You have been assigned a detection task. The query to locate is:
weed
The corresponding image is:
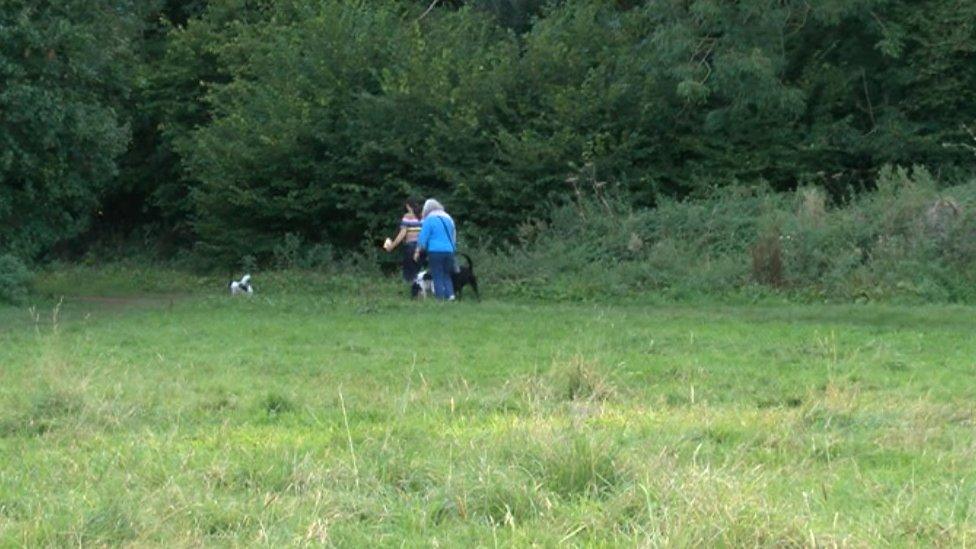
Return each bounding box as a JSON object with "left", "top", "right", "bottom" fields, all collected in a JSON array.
[
  {"left": 751, "top": 228, "right": 785, "bottom": 287},
  {"left": 535, "top": 434, "right": 625, "bottom": 499},
  {"left": 260, "top": 392, "right": 296, "bottom": 417},
  {"left": 1, "top": 389, "right": 85, "bottom": 437},
  {"left": 548, "top": 354, "right": 616, "bottom": 402},
  {"left": 79, "top": 503, "right": 136, "bottom": 545}
]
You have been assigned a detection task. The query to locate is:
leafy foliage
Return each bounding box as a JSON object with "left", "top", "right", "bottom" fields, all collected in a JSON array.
[
  {"left": 0, "top": 0, "right": 143, "bottom": 259},
  {"left": 2, "top": 0, "right": 975, "bottom": 266},
  {"left": 169, "top": 0, "right": 976, "bottom": 264}
]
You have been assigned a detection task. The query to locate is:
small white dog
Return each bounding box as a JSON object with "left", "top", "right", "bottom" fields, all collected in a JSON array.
[{"left": 229, "top": 274, "right": 254, "bottom": 296}]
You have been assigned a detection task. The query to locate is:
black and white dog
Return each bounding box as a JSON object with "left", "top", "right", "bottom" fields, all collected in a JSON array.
[
  {"left": 229, "top": 274, "right": 254, "bottom": 296},
  {"left": 412, "top": 253, "right": 479, "bottom": 300},
  {"left": 412, "top": 270, "right": 435, "bottom": 299}
]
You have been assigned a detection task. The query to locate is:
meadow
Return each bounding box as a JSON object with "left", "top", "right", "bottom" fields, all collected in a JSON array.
[{"left": 1, "top": 280, "right": 975, "bottom": 546}]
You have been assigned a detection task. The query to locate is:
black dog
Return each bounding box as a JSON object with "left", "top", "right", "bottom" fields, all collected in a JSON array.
[
  {"left": 412, "top": 253, "right": 480, "bottom": 300},
  {"left": 452, "top": 253, "right": 480, "bottom": 300}
]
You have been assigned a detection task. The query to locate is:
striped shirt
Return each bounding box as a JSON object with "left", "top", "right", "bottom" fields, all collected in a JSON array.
[{"left": 401, "top": 214, "right": 422, "bottom": 243}]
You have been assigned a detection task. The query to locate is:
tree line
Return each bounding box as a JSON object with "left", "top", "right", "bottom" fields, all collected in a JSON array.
[{"left": 2, "top": 0, "right": 974, "bottom": 267}]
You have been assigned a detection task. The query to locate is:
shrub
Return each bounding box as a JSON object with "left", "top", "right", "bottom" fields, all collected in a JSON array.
[{"left": 0, "top": 254, "right": 33, "bottom": 305}]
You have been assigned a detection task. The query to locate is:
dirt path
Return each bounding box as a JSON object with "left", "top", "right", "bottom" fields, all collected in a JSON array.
[
  {"left": 0, "top": 294, "right": 192, "bottom": 333},
  {"left": 70, "top": 294, "right": 187, "bottom": 309}
]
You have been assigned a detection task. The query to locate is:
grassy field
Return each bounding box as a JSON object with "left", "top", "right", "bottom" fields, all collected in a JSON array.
[{"left": 1, "top": 284, "right": 975, "bottom": 546}]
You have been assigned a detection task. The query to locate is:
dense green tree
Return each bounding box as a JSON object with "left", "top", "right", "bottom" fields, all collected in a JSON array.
[
  {"left": 167, "top": 0, "right": 976, "bottom": 265},
  {"left": 89, "top": 0, "right": 255, "bottom": 255},
  {"left": 2, "top": 0, "right": 974, "bottom": 263},
  {"left": 181, "top": 1, "right": 420, "bottom": 264},
  {"left": 0, "top": 0, "right": 143, "bottom": 259},
  {"left": 893, "top": 0, "right": 976, "bottom": 166}
]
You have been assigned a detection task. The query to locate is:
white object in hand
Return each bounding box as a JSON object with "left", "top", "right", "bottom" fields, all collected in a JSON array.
[{"left": 383, "top": 238, "right": 393, "bottom": 251}]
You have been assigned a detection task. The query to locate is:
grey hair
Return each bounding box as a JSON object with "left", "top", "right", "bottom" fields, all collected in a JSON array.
[{"left": 422, "top": 198, "right": 445, "bottom": 218}]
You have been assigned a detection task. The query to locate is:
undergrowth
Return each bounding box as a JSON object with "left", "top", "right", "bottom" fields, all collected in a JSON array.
[
  {"left": 23, "top": 166, "right": 976, "bottom": 305},
  {"left": 476, "top": 166, "right": 976, "bottom": 303}
]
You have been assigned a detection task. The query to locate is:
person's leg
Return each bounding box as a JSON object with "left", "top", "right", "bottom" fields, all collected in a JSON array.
[
  {"left": 429, "top": 253, "right": 446, "bottom": 300},
  {"left": 402, "top": 243, "right": 419, "bottom": 283},
  {"left": 444, "top": 253, "right": 456, "bottom": 299},
  {"left": 402, "top": 243, "right": 421, "bottom": 297},
  {"left": 428, "top": 253, "right": 453, "bottom": 300}
]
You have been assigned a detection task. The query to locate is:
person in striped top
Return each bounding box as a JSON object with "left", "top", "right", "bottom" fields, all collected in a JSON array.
[{"left": 383, "top": 197, "right": 424, "bottom": 292}]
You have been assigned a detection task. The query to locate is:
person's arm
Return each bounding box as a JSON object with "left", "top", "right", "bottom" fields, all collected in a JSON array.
[
  {"left": 414, "top": 219, "right": 430, "bottom": 261},
  {"left": 386, "top": 227, "right": 408, "bottom": 251}
]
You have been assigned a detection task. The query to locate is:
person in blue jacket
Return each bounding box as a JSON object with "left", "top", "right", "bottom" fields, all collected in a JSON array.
[{"left": 414, "top": 198, "right": 457, "bottom": 300}]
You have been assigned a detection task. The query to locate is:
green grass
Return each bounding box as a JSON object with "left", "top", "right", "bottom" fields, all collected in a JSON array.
[{"left": 1, "top": 285, "right": 975, "bottom": 546}]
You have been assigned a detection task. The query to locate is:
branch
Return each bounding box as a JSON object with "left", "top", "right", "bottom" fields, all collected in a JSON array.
[
  {"left": 417, "top": 0, "right": 440, "bottom": 22},
  {"left": 861, "top": 69, "right": 876, "bottom": 128},
  {"left": 943, "top": 124, "right": 976, "bottom": 157}
]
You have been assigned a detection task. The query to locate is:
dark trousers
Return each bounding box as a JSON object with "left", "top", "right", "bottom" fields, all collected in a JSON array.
[
  {"left": 426, "top": 252, "right": 455, "bottom": 300},
  {"left": 402, "top": 243, "right": 421, "bottom": 283}
]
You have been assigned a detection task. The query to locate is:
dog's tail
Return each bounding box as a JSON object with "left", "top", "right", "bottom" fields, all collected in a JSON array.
[{"left": 458, "top": 253, "right": 474, "bottom": 270}]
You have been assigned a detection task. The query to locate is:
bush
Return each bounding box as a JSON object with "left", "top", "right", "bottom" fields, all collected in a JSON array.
[{"left": 0, "top": 255, "right": 33, "bottom": 305}]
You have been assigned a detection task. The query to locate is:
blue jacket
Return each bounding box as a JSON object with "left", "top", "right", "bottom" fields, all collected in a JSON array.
[{"left": 417, "top": 212, "right": 456, "bottom": 253}]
